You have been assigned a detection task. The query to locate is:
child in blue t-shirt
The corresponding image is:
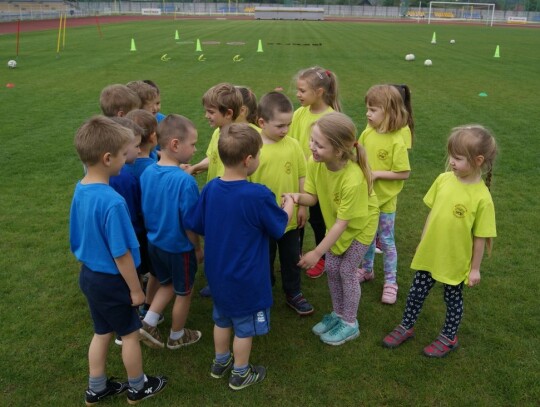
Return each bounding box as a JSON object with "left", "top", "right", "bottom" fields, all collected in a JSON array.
[
  {"left": 139, "top": 114, "right": 203, "bottom": 350},
  {"left": 187, "top": 123, "right": 294, "bottom": 391},
  {"left": 70, "top": 116, "right": 167, "bottom": 405}
]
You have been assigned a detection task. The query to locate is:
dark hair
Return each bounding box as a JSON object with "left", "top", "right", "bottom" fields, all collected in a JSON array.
[
  {"left": 236, "top": 86, "right": 258, "bottom": 125},
  {"left": 218, "top": 123, "right": 262, "bottom": 167},
  {"left": 110, "top": 116, "right": 144, "bottom": 140},
  {"left": 392, "top": 84, "right": 415, "bottom": 142},
  {"left": 126, "top": 109, "right": 158, "bottom": 144},
  {"left": 257, "top": 91, "right": 293, "bottom": 122}
]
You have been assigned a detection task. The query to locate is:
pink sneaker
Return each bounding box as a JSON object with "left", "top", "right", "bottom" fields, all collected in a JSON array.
[
  {"left": 382, "top": 325, "right": 415, "bottom": 348},
  {"left": 306, "top": 258, "right": 325, "bottom": 279},
  {"left": 356, "top": 268, "right": 374, "bottom": 284},
  {"left": 423, "top": 334, "right": 459, "bottom": 358},
  {"left": 381, "top": 283, "right": 398, "bottom": 304}
]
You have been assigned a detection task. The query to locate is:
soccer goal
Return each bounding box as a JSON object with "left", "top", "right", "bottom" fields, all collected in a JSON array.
[{"left": 427, "top": 2, "right": 496, "bottom": 26}]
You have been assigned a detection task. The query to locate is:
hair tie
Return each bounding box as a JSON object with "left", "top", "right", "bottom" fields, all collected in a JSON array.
[
  {"left": 325, "top": 70, "right": 331, "bottom": 77},
  {"left": 353, "top": 141, "right": 358, "bottom": 147}
]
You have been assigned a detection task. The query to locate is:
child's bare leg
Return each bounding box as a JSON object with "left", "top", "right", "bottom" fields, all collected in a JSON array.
[
  {"left": 232, "top": 336, "right": 253, "bottom": 367},
  {"left": 88, "top": 332, "right": 112, "bottom": 377},
  {"left": 171, "top": 292, "right": 193, "bottom": 332},
  {"left": 145, "top": 275, "right": 159, "bottom": 305},
  {"left": 214, "top": 325, "right": 232, "bottom": 354},
  {"left": 148, "top": 283, "right": 174, "bottom": 315},
  {"left": 121, "top": 330, "right": 143, "bottom": 378}
]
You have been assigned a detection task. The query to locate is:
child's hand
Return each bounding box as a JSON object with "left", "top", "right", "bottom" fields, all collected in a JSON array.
[
  {"left": 181, "top": 164, "right": 194, "bottom": 174},
  {"left": 130, "top": 289, "right": 145, "bottom": 307},
  {"left": 195, "top": 247, "right": 204, "bottom": 264},
  {"left": 298, "top": 250, "right": 321, "bottom": 270},
  {"left": 297, "top": 205, "right": 307, "bottom": 228},
  {"left": 468, "top": 269, "right": 481, "bottom": 287}
]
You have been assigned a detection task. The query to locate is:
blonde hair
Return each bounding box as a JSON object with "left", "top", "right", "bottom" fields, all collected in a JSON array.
[
  {"left": 156, "top": 114, "right": 195, "bottom": 149},
  {"left": 99, "top": 84, "right": 140, "bottom": 117},
  {"left": 314, "top": 112, "right": 373, "bottom": 193},
  {"left": 202, "top": 83, "right": 243, "bottom": 121},
  {"left": 447, "top": 124, "right": 498, "bottom": 254},
  {"left": 218, "top": 123, "right": 262, "bottom": 167},
  {"left": 126, "top": 80, "right": 159, "bottom": 106},
  {"left": 74, "top": 116, "right": 133, "bottom": 165},
  {"left": 110, "top": 116, "right": 144, "bottom": 140},
  {"left": 296, "top": 66, "right": 342, "bottom": 112},
  {"left": 236, "top": 86, "right": 258, "bottom": 125},
  {"left": 365, "top": 85, "right": 409, "bottom": 135},
  {"left": 126, "top": 109, "right": 158, "bottom": 145}
]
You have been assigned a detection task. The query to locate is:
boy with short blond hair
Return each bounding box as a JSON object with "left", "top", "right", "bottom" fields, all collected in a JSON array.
[
  {"left": 99, "top": 84, "right": 140, "bottom": 117},
  {"left": 139, "top": 114, "right": 203, "bottom": 350},
  {"left": 250, "top": 92, "right": 314, "bottom": 315},
  {"left": 70, "top": 116, "right": 167, "bottom": 405},
  {"left": 186, "top": 83, "right": 243, "bottom": 181},
  {"left": 126, "top": 80, "right": 160, "bottom": 115},
  {"left": 187, "top": 123, "right": 294, "bottom": 390}
]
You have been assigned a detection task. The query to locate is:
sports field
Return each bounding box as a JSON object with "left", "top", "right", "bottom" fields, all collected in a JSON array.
[{"left": 1, "top": 17, "right": 539, "bottom": 406}]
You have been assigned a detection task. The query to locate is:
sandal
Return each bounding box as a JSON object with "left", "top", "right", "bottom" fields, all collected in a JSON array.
[
  {"left": 357, "top": 268, "right": 375, "bottom": 284},
  {"left": 423, "top": 335, "right": 459, "bottom": 358},
  {"left": 382, "top": 325, "right": 415, "bottom": 348},
  {"left": 381, "top": 283, "right": 398, "bottom": 304}
]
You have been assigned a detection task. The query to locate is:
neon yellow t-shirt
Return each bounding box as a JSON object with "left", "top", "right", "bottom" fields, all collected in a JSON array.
[
  {"left": 206, "top": 124, "right": 262, "bottom": 182},
  {"left": 289, "top": 106, "right": 334, "bottom": 158},
  {"left": 304, "top": 158, "right": 375, "bottom": 255},
  {"left": 360, "top": 124, "right": 412, "bottom": 149},
  {"left": 249, "top": 136, "right": 306, "bottom": 232},
  {"left": 358, "top": 125, "right": 410, "bottom": 213},
  {"left": 411, "top": 172, "right": 496, "bottom": 285}
]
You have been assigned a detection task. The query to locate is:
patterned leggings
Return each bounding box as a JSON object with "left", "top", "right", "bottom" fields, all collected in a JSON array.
[
  {"left": 401, "top": 271, "right": 464, "bottom": 340},
  {"left": 362, "top": 212, "right": 398, "bottom": 284},
  {"left": 326, "top": 240, "right": 370, "bottom": 324}
]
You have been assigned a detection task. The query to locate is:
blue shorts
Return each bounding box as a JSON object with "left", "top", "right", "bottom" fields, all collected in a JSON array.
[
  {"left": 79, "top": 265, "right": 142, "bottom": 337},
  {"left": 213, "top": 306, "right": 271, "bottom": 339},
  {"left": 147, "top": 243, "right": 197, "bottom": 296}
]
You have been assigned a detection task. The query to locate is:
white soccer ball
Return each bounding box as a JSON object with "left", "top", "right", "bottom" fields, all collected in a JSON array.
[
  {"left": 424, "top": 59, "right": 433, "bottom": 66},
  {"left": 450, "top": 39, "right": 456, "bottom": 44},
  {"left": 405, "top": 54, "right": 415, "bottom": 61},
  {"left": 7, "top": 60, "right": 17, "bottom": 69}
]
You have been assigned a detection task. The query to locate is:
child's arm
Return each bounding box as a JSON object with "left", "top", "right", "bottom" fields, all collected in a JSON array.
[
  {"left": 297, "top": 177, "right": 307, "bottom": 228},
  {"left": 372, "top": 170, "right": 410, "bottom": 181},
  {"left": 288, "top": 192, "right": 318, "bottom": 207},
  {"left": 298, "top": 219, "right": 348, "bottom": 269},
  {"left": 281, "top": 194, "right": 295, "bottom": 224},
  {"left": 185, "top": 157, "right": 209, "bottom": 175},
  {"left": 114, "top": 251, "right": 145, "bottom": 306},
  {"left": 468, "top": 237, "right": 486, "bottom": 287},
  {"left": 187, "top": 230, "right": 204, "bottom": 264}
]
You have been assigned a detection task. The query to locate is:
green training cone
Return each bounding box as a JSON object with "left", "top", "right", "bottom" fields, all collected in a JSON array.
[
  {"left": 130, "top": 38, "right": 137, "bottom": 52},
  {"left": 431, "top": 32, "right": 437, "bottom": 44},
  {"left": 196, "top": 39, "right": 202, "bottom": 52},
  {"left": 494, "top": 45, "right": 500, "bottom": 58},
  {"left": 257, "top": 39, "right": 264, "bottom": 53},
  {"left": 175, "top": 30, "right": 179, "bottom": 40}
]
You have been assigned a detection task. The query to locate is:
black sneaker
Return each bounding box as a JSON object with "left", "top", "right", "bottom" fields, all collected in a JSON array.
[
  {"left": 286, "top": 293, "right": 315, "bottom": 316},
  {"left": 210, "top": 354, "right": 233, "bottom": 379},
  {"left": 127, "top": 375, "right": 168, "bottom": 405},
  {"left": 85, "top": 378, "right": 128, "bottom": 406},
  {"left": 228, "top": 365, "right": 266, "bottom": 391}
]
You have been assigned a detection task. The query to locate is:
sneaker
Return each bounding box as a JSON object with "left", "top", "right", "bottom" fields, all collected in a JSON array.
[
  {"left": 423, "top": 334, "right": 459, "bottom": 358},
  {"left": 381, "top": 283, "right": 398, "bottom": 304},
  {"left": 286, "top": 293, "right": 314, "bottom": 316},
  {"left": 312, "top": 312, "right": 340, "bottom": 336},
  {"left": 114, "top": 335, "right": 123, "bottom": 346},
  {"left": 306, "top": 258, "right": 325, "bottom": 279},
  {"left": 199, "top": 285, "right": 212, "bottom": 297},
  {"left": 210, "top": 354, "right": 234, "bottom": 379},
  {"left": 320, "top": 319, "right": 360, "bottom": 346},
  {"left": 166, "top": 328, "right": 202, "bottom": 350},
  {"left": 228, "top": 365, "right": 266, "bottom": 391},
  {"left": 85, "top": 378, "right": 128, "bottom": 406},
  {"left": 357, "top": 268, "right": 375, "bottom": 284},
  {"left": 382, "top": 325, "right": 415, "bottom": 348},
  {"left": 139, "top": 321, "right": 164, "bottom": 349},
  {"left": 127, "top": 375, "right": 168, "bottom": 405}
]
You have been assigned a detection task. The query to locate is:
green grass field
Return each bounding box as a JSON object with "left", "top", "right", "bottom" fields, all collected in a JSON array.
[{"left": 1, "top": 18, "right": 539, "bottom": 406}]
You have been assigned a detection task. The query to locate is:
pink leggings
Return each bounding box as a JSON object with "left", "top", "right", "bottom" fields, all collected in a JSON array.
[{"left": 325, "top": 240, "right": 370, "bottom": 324}]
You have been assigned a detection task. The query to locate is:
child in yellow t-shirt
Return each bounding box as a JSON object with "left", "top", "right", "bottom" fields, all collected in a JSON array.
[
  {"left": 249, "top": 92, "right": 313, "bottom": 315},
  {"left": 382, "top": 125, "right": 497, "bottom": 358}
]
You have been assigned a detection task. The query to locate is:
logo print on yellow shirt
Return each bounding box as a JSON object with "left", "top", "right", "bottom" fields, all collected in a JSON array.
[
  {"left": 453, "top": 204, "right": 467, "bottom": 218},
  {"left": 377, "top": 149, "right": 389, "bottom": 160},
  {"left": 211, "top": 152, "right": 218, "bottom": 164},
  {"left": 333, "top": 192, "right": 340, "bottom": 205},
  {"left": 284, "top": 162, "right": 292, "bottom": 174}
]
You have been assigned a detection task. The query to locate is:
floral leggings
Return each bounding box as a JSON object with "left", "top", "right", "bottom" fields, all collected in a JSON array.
[
  {"left": 362, "top": 212, "right": 397, "bottom": 284},
  {"left": 326, "top": 240, "right": 370, "bottom": 324},
  {"left": 401, "top": 271, "right": 464, "bottom": 340}
]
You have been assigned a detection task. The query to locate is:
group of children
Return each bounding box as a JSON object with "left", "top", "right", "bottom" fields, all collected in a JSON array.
[{"left": 69, "top": 67, "right": 498, "bottom": 405}]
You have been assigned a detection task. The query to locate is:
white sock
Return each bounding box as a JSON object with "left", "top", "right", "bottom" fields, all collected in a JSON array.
[
  {"left": 169, "top": 329, "right": 185, "bottom": 340},
  {"left": 143, "top": 310, "right": 160, "bottom": 327}
]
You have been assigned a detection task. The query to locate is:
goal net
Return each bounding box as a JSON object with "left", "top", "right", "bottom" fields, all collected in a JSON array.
[{"left": 427, "top": 2, "right": 496, "bottom": 26}]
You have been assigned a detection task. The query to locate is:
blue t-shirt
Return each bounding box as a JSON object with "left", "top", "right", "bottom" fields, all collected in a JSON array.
[
  {"left": 109, "top": 165, "right": 144, "bottom": 234},
  {"left": 140, "top": 164, "right": 199, "bottom": 253},
  {"left": 128, "top": 157, "right": 156, "bottom": 180},
  {"left": 149, "top": 113, "right": 166, "bottom": 161},
  {"left": 186, "top": 178, "right": 288, "bottom": 317},
  {"left": 69, "top": 182, "right": 141, "bottom": 274}
]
